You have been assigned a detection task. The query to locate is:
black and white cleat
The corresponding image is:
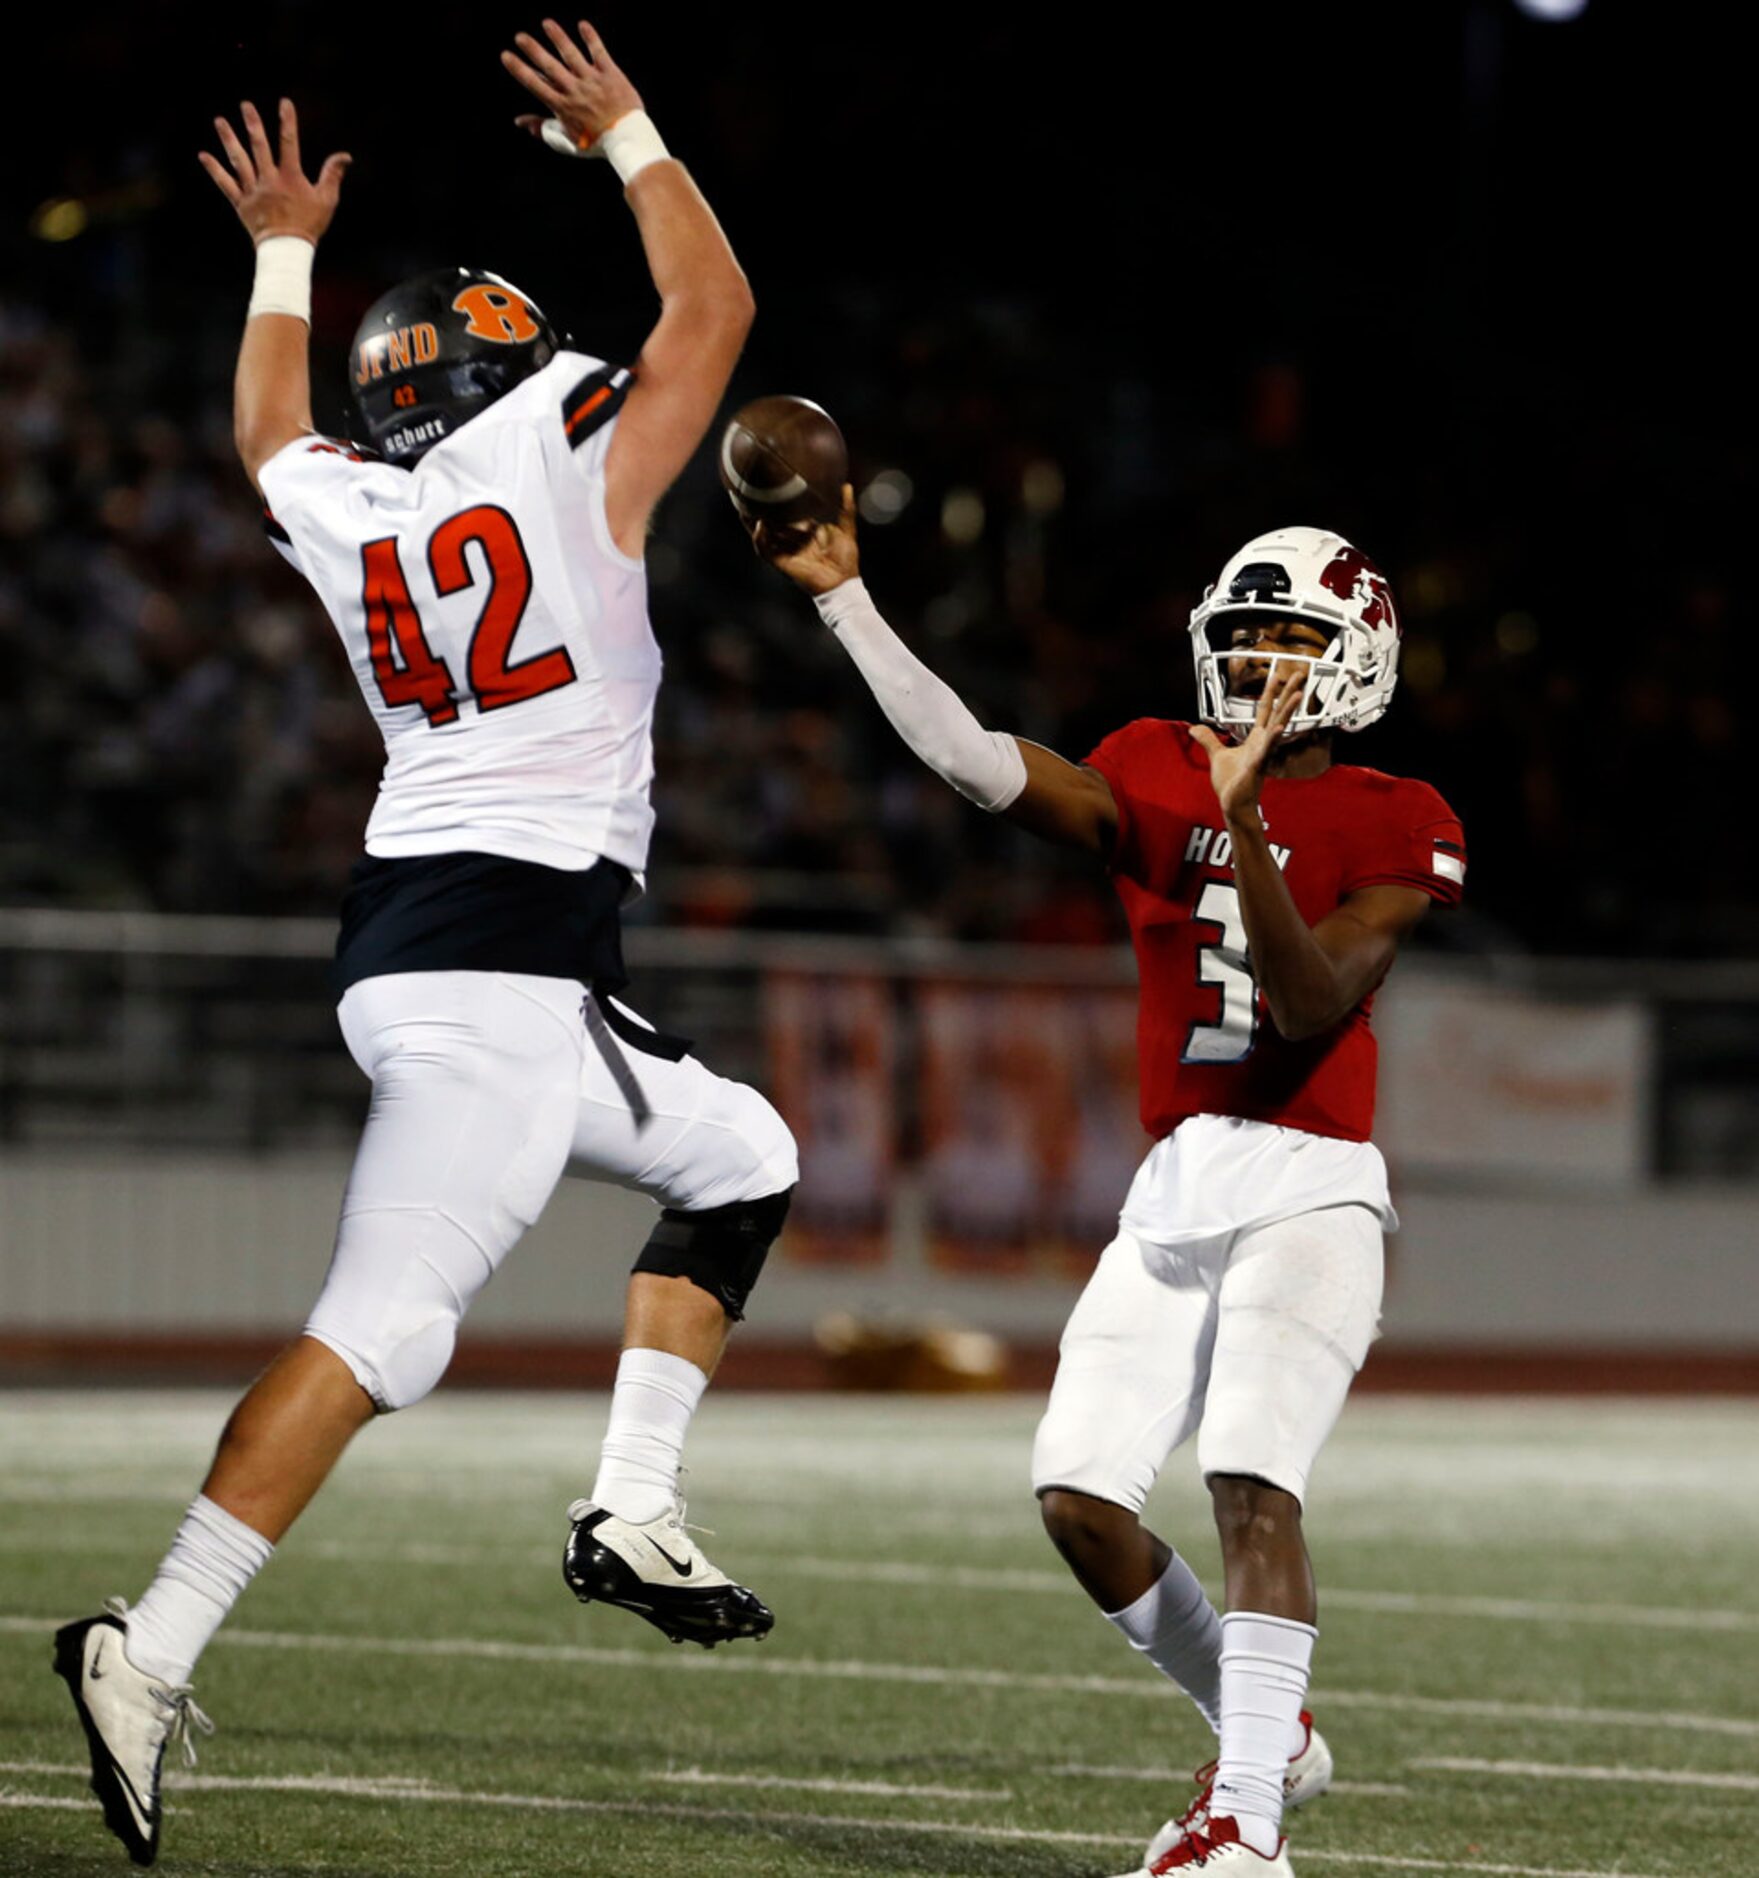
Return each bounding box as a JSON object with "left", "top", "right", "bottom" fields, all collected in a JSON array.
[
  {"left": 52, "top": 1598, "right": 214, "bottom": 1868},
  {"left": 562, "top": 1500, "right": 775, "bottom": 1647}
]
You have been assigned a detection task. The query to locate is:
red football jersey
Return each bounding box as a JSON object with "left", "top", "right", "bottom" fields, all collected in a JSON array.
[{"left": 1084, "top": 719, "right": 1465, "bottom": 1144}]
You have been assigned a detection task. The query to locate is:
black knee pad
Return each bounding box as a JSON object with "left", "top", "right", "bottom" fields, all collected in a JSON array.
[{"left": 632, "top": 1186, "right": 794, "bottom": 1321}]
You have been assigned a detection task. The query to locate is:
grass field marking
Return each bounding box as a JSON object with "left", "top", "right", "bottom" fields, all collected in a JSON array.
[
  {"left": 745, "top": 1558, "right": 1759, "bottom": 1636},
  {"left": 8, "top": 1611, "right": 1759, "bottom": 1743},
  {"left": 1414, "top": 1756, "right": 1759, "bottom": 1794},
  {"left": 647, "top": 1767, "right": 1013, "bottom": 1801},
  {"left": 1048, "top": 1764, "right": 1411, "bottom": 1796},
  {"left": 0, "top": 1794, "right": 91, "bottom": 1811},
  {"left": 0, "top": 1761, "right": 1676, "bottom": 1876},
  {"left": 0, "top": 1753, "right": 1006, "bottom": 1806}
]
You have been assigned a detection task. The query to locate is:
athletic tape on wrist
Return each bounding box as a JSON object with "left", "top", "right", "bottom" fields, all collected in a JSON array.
[
  {"left": 247, "top": 235, "right": 315, "bottom": 323},
  {"left": 540, "top": 109, "right": 670, "bottom": 184}
]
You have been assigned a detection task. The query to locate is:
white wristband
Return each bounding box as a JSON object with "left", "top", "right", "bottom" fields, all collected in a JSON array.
[
  {"left": 813, "top": 579, "right": 1028, "bottom": 814},
  {"left": 247, "top": 235, "right": 315, "bottom": 323},
  {"left": 540, "top": 109, "right": 671, "bottom": 184}
]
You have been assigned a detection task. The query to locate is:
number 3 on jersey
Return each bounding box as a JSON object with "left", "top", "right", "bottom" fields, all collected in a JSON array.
[
  {"left": 361, "top": 506, "right": 575, "bottom": 727},
  {"left": 1183, "top": 880, "right": 1259, "bottom": 1064}
]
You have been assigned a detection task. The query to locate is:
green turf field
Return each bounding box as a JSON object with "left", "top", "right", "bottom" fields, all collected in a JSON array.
[{"left": 2, "top": 1389, "right": 1755, "bottom": 1877}]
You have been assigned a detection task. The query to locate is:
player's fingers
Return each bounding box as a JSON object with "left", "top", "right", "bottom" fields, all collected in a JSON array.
[
  {"left": 214, "top": 116, "right": 256, "bottom": 187},
  {"left": 278, "top": 98, "right": 301, "bottom": 174},
  {"left": 197, "top": 149, "right": 243, "bottom": 206},
  {"left": 1271, "top": 663, "right": 1306, "bottom": 732},
  {"left": 578, "top": 19, "right": 612, "bottom": 67},
  {"left": 501, "top": 48, "right": 566, "bottom": 109},
  {"left": 542, "top": 16, "right": 593, "bottom": 75},
  {"left": 513, "top": 113, "right": 548, "bottom": 136},
  {"left": 240, "top": 100, "right": 275, "bottom": 175},
  {"left": 839, "top": 482, "right": 857, "bottom": 527},
  {"left": 317, "top": 151, "right": 353, "bottom": 201},
  {"left": 1189, "top": 726, "right": 1222, "bottom": 757},
  {"left": 513, "top": 29, "right": 575, "bottom": 90}
]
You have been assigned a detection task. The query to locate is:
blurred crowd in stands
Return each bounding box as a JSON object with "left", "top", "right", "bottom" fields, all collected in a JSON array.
[{"left": 1, "top": 265, "right": 1748, "bottom": 958}]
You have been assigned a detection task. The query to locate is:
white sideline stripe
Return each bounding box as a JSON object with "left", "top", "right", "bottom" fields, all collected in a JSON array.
[
  {"left": 7, "top": 1612, "right": 1757, "bottom": 1741},
  {"left": 0, "top": 1763, "right": 1672, "bottom": 1875},
  {"left": 1416, "top": 1756, "right": 1759, "bottom": 1794},
  {"left": 0, "top": 1795, "right": 91, "bottom": 1811},
  {"left": 9, "top": 1528, "right": 1757, "bottom": 1638}
]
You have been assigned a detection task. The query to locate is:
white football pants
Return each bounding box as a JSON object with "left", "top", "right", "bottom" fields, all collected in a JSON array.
[
  {"left": 304, "top": 971, "right": 798, "bottom": 1410},
  {"left": 1031, "top": 1204, "right": 1384, "bottom": 1512}
]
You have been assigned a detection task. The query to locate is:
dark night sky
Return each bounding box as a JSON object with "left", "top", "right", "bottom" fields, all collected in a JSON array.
[
  {"left": 9, "top": 4, "right": 1743, "bottom": 440},
  {"left": 5, "top": 4, "right": 1752, "bottom": 951}
]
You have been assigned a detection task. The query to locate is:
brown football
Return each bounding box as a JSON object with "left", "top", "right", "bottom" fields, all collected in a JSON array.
[{"left": 719, "top": 395, "right": 847, "bottom": 542}]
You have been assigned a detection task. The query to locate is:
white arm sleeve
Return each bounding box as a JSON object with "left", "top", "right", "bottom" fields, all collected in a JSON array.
[{"left": 814, "top": 578, "right": 1027, "bottom": 813}]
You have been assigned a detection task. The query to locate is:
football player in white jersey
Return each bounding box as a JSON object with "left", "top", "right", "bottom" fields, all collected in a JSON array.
[{"left": 54, "top": 24, "right": 798, "bottom": 1866}]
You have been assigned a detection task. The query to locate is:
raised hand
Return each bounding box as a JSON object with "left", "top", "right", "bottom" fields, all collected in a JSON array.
[
  {"left": 198, "top": 99, "right": 350, "bottom": 246},
  {"left": 504, "top": 18, "right": 643, "bottom": 150},
  {"left": 750, "top": 485, "right": 862, "bottom": 597},
  {"left": 1190, "top": 657, "right": 1309, "bottom": 825}
]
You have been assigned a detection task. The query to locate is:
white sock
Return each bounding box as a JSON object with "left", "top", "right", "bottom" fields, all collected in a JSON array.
[
  {"left": 589, "top": 1347, "right": 709, "bottom": 1524},
  {"left": 1104, "top": 1551, "right": 1223, "bottom": 1733},
  {"left": 125, "top": 1494, "right": 274, "bottom": 1686},
  {"left": 1211, "top": 1611, "right": 1316, "bottom": 1855}
]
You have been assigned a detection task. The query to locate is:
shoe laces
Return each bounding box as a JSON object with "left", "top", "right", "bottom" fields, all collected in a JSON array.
[
  {"left": 150, "top": 1684, "right": 215, "bottom": 1767},
  {"left": 673, "top": 1467, "right": 714, "bottom": 1541},
  {"left": 100, "top": 1598, "right": 215, "bottom": 1767},
  {"left": 1149, "top": 1821, "right": 1212, "bottom": 1874},
  {"left": 1177, "top": 1759, "right": 1218, "bottom": 1832}
]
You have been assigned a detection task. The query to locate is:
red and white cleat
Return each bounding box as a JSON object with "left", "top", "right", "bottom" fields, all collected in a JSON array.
[
  {"left": 1139, "top": 1712, "right": 1329, "bottom": 1871},
  {"left": 1109, "top": 1814, "right": 1296, "bottom": 1876}
]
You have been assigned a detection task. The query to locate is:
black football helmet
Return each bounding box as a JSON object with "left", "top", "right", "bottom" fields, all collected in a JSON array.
[{"left": 348, "top": 266, "right": 560, "bottom": 468}]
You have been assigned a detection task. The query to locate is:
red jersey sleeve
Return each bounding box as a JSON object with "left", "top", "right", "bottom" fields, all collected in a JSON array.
[
  {"left": 1082, "top": 718, "right": 1169, "bottom": 883},
  {"left": 1341, "top": 777, "right": 1467, "bottom": 909}
]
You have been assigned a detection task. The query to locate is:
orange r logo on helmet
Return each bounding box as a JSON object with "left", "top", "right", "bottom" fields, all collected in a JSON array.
[{"left": 452, "top": 284, "right": 541, "bottom": 344}]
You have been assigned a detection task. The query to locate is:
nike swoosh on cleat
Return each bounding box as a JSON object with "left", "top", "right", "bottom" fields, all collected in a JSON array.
[
  {"left": 648, "top": 1539, "right": 693, "bottom": 1576},
  {"left": 113, "top": 1764, "right": 153, "bottom": 1839}
]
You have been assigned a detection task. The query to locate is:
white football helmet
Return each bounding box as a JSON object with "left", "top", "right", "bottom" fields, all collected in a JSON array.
[{"left": 1188, "top": 526, "right": 1401, "bottom": 738}]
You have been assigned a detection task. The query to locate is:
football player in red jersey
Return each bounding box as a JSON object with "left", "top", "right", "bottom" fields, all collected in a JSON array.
[{"left": 757, "top": 496, "right": 1465, "bottom": 1878}]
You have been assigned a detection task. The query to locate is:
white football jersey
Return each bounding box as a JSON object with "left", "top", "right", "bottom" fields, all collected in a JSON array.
[{"left": 259, "top": 350, "right": 659, "bottom": 877}]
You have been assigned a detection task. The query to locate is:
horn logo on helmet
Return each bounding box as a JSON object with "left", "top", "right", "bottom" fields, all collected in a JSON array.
[{"left": 1318, "top": 546, "right": 1398, "bottom": 635}]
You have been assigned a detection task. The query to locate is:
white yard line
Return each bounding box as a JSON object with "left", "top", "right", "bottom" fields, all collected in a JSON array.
[
  {"left": 0, "top": 1761, "right": 1673, "bottom": 1875},
  {"left": 1415, "top": 1756, "right": 1759, "bottom": 1794},
  {"left": 7, "top": 1611, "right": 1758, "bottom": 1741},
  {"left": 6, "top": 1528, "right": 1755, "bottom": 1636}
]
